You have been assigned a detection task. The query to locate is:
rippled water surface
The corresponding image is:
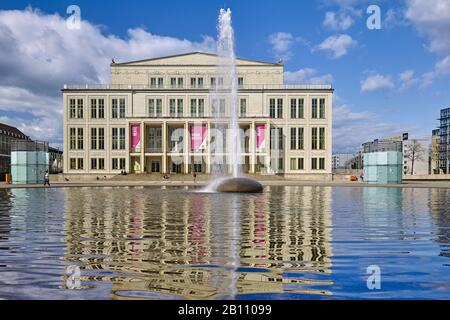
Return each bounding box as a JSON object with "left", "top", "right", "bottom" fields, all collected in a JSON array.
[{"left": 0, "top": 186, "right": 450, "bottom": 300}]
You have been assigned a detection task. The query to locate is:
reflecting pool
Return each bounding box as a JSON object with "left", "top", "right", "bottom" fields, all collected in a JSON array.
[{"left": 0, "top": 186, "right": 449, "bottom": 299}]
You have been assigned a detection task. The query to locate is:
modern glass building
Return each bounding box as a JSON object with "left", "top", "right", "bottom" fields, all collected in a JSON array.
[
  {"left": 438, "top": 107, "right": 450, "bottom": 174},
  {"left": 363, "top": 141, "right": 403, "bottom": 184},
  {"left": 62, "top": 52, "right": 334, "bottom": 180},
  {"left": 0, "top": 123, "right": 30, "bottom": 181},
  {"left": 11, "top": 140, "right": 49, "bottom": 184}
]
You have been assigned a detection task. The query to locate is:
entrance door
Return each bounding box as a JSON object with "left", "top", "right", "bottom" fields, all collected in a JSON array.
[{"left": 151, "top": 160, "right": 160, "bottom": 173}]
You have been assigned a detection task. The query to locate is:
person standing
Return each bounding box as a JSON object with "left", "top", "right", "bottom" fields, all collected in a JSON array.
[
  {"left": 44, "top": 170, "right": 50, "bottom": 187},
  {"left": 193, "top": 172, "right": 197, "bottom": 183}
]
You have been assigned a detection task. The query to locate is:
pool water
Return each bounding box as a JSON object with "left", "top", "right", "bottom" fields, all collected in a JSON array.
[{"left": 0, "top": 186, "right": 449, "bottom": 300}]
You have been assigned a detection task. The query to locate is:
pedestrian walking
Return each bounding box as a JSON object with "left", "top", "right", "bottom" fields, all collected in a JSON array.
[
  {"left": 44, "top": 170, "right": 50, "bottom": 187},
  {"left": 193, "top": 172, "right": 197, "bottom": 183}
]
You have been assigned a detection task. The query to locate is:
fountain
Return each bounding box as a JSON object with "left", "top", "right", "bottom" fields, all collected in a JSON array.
[{"left": 205, "top": 8, "right": 263, "bottom": 194}]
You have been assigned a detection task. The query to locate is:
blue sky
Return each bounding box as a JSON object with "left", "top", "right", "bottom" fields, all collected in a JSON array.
[{"left": 0, "top": 0, "right": 449, "bottom": 151}]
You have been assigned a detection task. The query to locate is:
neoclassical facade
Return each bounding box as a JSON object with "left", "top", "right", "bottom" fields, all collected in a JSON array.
[{"left": 62, "top": 52, "right": 333, "bottom": 180}]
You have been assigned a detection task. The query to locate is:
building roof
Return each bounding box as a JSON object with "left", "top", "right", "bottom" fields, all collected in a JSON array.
[
  {"left": 0, "top": 123, "right": 29, "bottom": 139},
  {"left": 111, "top": 51, "right": 282, "bottom": 67}
]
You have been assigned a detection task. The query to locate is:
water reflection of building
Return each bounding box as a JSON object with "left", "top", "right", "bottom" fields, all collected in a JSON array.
[
  {"left": 428, "top": 188, "right": 450, "bottom": 258},
  {"left": 63, "top": 186, "right": 333, "bottom": 299},
  {"left": 0, "top": 190, "right": 12, "bottom": 261}
]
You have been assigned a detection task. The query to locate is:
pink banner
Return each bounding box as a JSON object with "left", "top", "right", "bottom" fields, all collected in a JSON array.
[
  {"left": 131, "top": 124, "right": 141, "bottom": 150},
  {"left": 256, "top": 124, "right": 265, "bottom": 152},
  {"left": 190, "top": 125, "right": 207, "bottom": 151}
]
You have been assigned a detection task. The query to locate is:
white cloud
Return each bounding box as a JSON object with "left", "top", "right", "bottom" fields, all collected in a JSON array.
[
  {"left": 323, "top": 11, "right": 355, "bottom": 31},
  {"left": 0, "top": 8, "right": 216, "bottom": 146},
  {"left": 360, "top": 74, "right": 395, "bottom": 92},
  {"left": 406, "top": 0, "right": 450, "bottom": 55},
  {"left": 405, "top": 0, "right": 450, "bottom": 86},
  {"left": 316, "top": 34, "right": 357, "bottom": 59},
  {"left": 268, "top": 32, "right": 295, "bottom": 61},
  {"left": 284, "top": 68, "right": 333, "bottom": 84},
  {"left": 399, "top": 70, "right": 419, "bottom": 90},
  {"left": 333, "top": 104, "right": 401, "bottom": 152}
]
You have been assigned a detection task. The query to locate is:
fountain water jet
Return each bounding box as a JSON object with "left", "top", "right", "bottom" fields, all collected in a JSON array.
[{"left": 205, "top": 8, "right": 263, "bottom": 194}]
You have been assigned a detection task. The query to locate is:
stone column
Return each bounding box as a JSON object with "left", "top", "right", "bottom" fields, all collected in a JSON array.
[
  {"left": 184, "top": 121, "right": 189, "bottom": 174},
  {"left": 206, "top": 121, "right": 211, "bottom": 174},
  {"left": 162, "top": 121, "right": 167, "bottom": 174},
  {"left": 250, "top": 121, "right": 256, "bottom": 174},
  {"left": 141, "top": 121, "right": 145, "bottom": 174}
]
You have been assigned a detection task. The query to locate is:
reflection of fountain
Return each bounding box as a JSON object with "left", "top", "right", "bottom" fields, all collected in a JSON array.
[{"left": 205, "top": 8, "right": 263, "bottom": 193}]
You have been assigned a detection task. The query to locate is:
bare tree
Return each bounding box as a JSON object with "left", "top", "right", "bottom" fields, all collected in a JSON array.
[{"left": 404, "top": 140, "right": 425, "bottom": 175}]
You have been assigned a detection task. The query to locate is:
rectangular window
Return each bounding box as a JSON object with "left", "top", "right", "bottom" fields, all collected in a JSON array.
[
  {"left": 112, "top": 99, "right": 118, "bottom": 118},
  {"left": 238, "top": 77, "right": 244, "bottom": 88},
  {"left": 240, "top": 99, "right": 246, "bottom": 117},
  {"left": 190, "top": 99, "right": 197, "bottom": 117},
  {"left": 312, "top": 128, "right": 318, "bottom": 150},
  {"left": 290, "top": 127, "right": 297, "bottom": 150},
  {"left": 178, "top": 78, "right": 183, "bottom": 88},
  {"left": 319, "top": 98, "right": 326, "bottom": 119},
  {"left": 120, "top": 158, "right": 126, "bottom": 170},
  {"left": 169, "top": 99, "right": 176, "bottom": 117},
  {"left": 277, "top": 99, "right": 283, "bottom": 118},
  {"left": 91, "top": 128, "right": 97, "bottom": 150},
  {"left": 198, "top": 99, "right": 205, "bottom": 117},
  {"left": 98, "top": 128, "right": 105, "bottom": 150},
  {"left": 148, "top": 99, "right": 163, "bottom": 117},
  {"left": 319, "top": 127, "right": 326, "bottom": 150},
  {"left": 91, "top": 158, "right": 97, "bottom": 170},
  {"left": 269, "top": 99, "right": 276, "bottom": 118},
  {"left": 312, "top": 158, "right": 318, "bottom": 170},
  {"left": 211, "top": 77, "right": 216, "bottom": 87},
  {"left": 191, "top": 78, "right": 203, "bottom": 88},
  {"left": 119, "top": 98, "right": 125, "bottom": 118},
  {"left": 69, "top": 128, "right": 76, "bottom": 150},
  {"left": 112, "top": 128, "right": 118, "bottom": 150},
  {"left": 112, "top": 158, "right": 118, "bottom": 170},
  {"left": 90, "top": 99, "right": 97, "bottom": 119},
  {"left": 298, "top": 127, "right": 304, "bottom": 150},
  {"left": 150, "top": 78, "right": 157, "bottom": 88},
  {"left": 170, "top": 77, "right": 177, "bottom": 88},
  {"left": 77, "top": 128, "right": 84, "bottom": 150},
  {"left": 77, "top": 158, "right": 84, "bottom": 170},
  {"left": 169, "top": 99, "right": 183, "bottom": 117},
  {"left": 98, "top": 158, "right": 105, "bottom": 170},
  {"left": 312, "top": 98, "right": 318, "bottom": 119},
  {"left": 77, "top": 99, "right": 83, "bottom": 118},
  {"left": 70, "top": 158, "right": 76, "bottom": 170},
  {"left": 290, "top": 158, "right": 297, "bottom": 171},
  {"left": 98, "top": 99, "right": 105, "bottom": 118},
  {"left": 69, "top": 99, "right": 76, "bottom": 118},
  {"left": 119, "top": 128, "right": 126, "bottom": 150},
  {"left": 197, "top": 77, "right": 204, "bottom": 88},
  {"left": 156, "top": 99, "right": 162, "bottom": 116},
  {"left": 177, "top": 99, "right": 183, "bottom": 116},
  {"left": 319, "top": 157, "right": 325, "bottom": 170},
  {"left": 298, "top": 99, "right": 304, "bottom": 119},
  {"left": 290, "top": 99, "right": 297, "bottom": 119},
  {"left": 150, "top": 77, "right": 163, "bottom": 88},
  {"left": 290, "top": 158, "right": 304, "bottom": 171},
  {"left": 298, "top": 158, "right": 304, "bottom": 170}
]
